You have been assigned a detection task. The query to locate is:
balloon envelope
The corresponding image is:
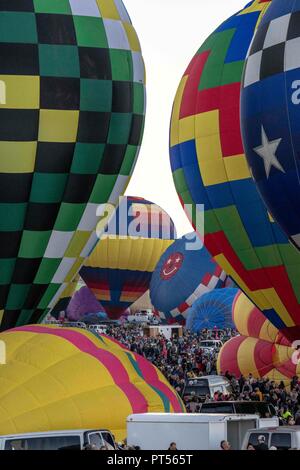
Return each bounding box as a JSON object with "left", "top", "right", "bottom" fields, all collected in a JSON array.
[
  {"left": 0, "top": 1, "right": 146, "bottom": 331},
  {"left": 150, "top": 232, "right": 227, "bottom": 324},
  {"left": 169, "top": 0, "right": 300, "bottom": 342},
  {"left": 0, "top": 326, "right": 184, "bottom": 440},
  {"left": 217, "top": 291, "right": 298, "bottom": 383},
  {"left": 241, "top": 0, "right": 300, "bottom": 251},
  {"left": 80, "top": 197, "right": 176, "bottom": 319},
  {"left": 186, "top": 288, "right": 238, "bottom": 332},
  {"left": 67, "top": 286, "right": 103, "bottom": 321}
]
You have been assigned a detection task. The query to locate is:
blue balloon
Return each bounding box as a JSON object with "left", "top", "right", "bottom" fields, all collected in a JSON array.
[
  {"left": 186, "top": 288, "right": 238, "bottom": 332},
  {"left": 149, "top": 233, "right": 227, "bottom": 324},
  {"left": 241, "top": 0, "right": 300, "bottom": 250}
]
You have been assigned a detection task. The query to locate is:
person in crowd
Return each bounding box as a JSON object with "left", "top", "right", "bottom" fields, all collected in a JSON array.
[
  {"left": 220, "top": 440, "right": 231, "bottom": 450},
  {"left": 83, "top": 444, "right": 98, "bottom": 450},
  {"left": 255, "top": 435, "right": 269, "bottom": 451},
  {"left": 247, "top": 444, "right": 256, "bottom": 450},
  {"left": 168, "top": 442, "right": 178, "bottom": 450}
]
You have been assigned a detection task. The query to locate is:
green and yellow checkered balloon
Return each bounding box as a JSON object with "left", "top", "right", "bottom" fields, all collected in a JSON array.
[{"left": 0, "top": 0, "right": 146, "bottom": 330}]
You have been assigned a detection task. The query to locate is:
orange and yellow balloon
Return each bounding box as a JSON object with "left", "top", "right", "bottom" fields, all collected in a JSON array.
[{"left": 217, "top": 292, "right": 300, "bottom": 384}]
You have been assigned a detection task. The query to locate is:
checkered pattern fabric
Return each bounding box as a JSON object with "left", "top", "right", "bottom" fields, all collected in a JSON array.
[
  {"left": 0, "top": 0, "right": 146, "bottom": 330},
  {"left": 243, "top": 10, "right": 300, "bottom": 87}
]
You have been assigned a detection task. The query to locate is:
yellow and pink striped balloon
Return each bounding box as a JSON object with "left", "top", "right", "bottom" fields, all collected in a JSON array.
[{"left": 0, "top": 325, "right": 184, "bottom": 440}]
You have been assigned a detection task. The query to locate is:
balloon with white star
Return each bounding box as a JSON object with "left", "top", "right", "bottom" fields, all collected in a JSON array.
[
  {"left": 254, "top": 127, "right": 284, "bottom": 178},
  {"left": 241, "top": 0, "right": 300, "bottom": 251}
]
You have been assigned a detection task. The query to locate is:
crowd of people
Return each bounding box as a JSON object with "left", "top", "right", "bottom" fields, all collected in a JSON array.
[{"left": 105, "top": 325, "right": 300, "bottom": 426}]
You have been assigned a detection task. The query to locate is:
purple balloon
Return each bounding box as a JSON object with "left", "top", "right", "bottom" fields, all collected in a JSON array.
[{"left": 67, "top": 287, "right": 104, "bottom": 321}]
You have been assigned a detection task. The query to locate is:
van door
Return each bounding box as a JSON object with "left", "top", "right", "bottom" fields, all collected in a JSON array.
[
  {"left": 4, "top": 436, "right": 81, "bottom": 450},
  {"left": 101, "top": 431, "right": 115, "bottom": 449}
]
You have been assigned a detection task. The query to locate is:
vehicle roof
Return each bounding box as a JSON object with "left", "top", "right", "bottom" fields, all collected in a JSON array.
[
  {"left": 199, "top": 339, "right": 222, "bottom": 342},
  {"left": 201, "top": 401, "right": 270, "bottom": 405},
  {"left": 127, "top": 413, "right": 259, "bottom": 423},
  {"left": 187, "top": 375, "right": 230, "bottom": 385},
  {"left": 0, "top": 429, "right": 111, "bottom": 439},
  {"left": 246, "top": 426, "right": 300, "bottom": 433}
]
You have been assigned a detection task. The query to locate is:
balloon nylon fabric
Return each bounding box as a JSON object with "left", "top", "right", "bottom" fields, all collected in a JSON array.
[
  {"left": 186, "top": 288, "right": 238, "bottom": 331},
  {"left": 80, "top": 197, "right": 176, "bottom": 318},
  {"left": 0, "top": 325, "right": 184, "bottom": 440},
  {"left": 0, "top": 1, "right": 146, "bottom": 331},
  {"left": 169, "top": 0, "right": 300, "bottom": 342},
  {"left": 150, "top": 233, "right": 226, "bottom": 324},
  {"left": 241, "top": 0, "right": 300, "bottom": 251}
]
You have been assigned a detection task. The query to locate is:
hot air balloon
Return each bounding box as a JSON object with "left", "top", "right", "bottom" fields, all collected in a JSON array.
[
  {"left": 186, "top": 288, "right": 238, "bottom": 332},
  {"left": 217, "top": 291, "right": 299, "bottom": 383},
  {"left": 0, "top": 1, "right": 146, "bottom": 332},
  {"left": 150, "top": 233, "right": 227, "bottom": 325},
  {"left": 169, "top": 0, "right": 300, "bottom": 343},
  {"left": 66, "top": 286, "right": 103, "bottom": 321},
  {"left": 49, "top": 275, "right": 80, "bottom": 320},
  {"left": 241, "top": 0, "right": 300, "bottom": 252},
  {"left": 0, "top": 325, "right": 184, "bottom": 440},
  {"left": 80, "top": 197, "right": 176, "bottom": 319}
]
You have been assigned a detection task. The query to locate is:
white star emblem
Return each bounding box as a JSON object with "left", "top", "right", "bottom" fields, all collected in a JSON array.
[{"left": 253, "top": 126, "right": 285, "bottom": 178}]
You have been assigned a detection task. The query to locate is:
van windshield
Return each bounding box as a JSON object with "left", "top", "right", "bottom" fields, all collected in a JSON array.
[
  {"left": 5, "top": 435, "right": 81, "bottom": 450},
  {"left": 201, "top": 403, "right": 233, "bottom": 414},
  {"left": 184, "top": 379, "right": 210, "bottom": 397},
  {"left": 201, "top": 401, "right": 274, "bottom": 417},
  {"left": 235, "top": 402, "right": 274, "bottom": 417}
]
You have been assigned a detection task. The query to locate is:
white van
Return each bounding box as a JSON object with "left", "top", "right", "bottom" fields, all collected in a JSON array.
[
  {"left": 61, "top": 322, "right": 87, "bottom": 329},
  {"left": 88, "top": 324, "right": 107, "bottom": 335},
  {"left": 241, "top": 426, "right": 300, "bottom": 450},
  {"left": 198, "top": 340, "right": 223, "bottom": 353},
  {"left": 183, "top": 375, "right": 232, "bottom": 402},
  {"left": 0, "top": 429, "right": 116, "bottom": 451},
  {"left": 199, "top": 401, "right": 279, "bottom": 428},
  {"left": 127, "top": 413, "right": 260, "bottom": 450}
]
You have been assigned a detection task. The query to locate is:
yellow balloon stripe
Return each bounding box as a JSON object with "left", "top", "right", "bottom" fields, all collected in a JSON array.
[
  {"left": 237, "top": 337, "right": 260, "bottom": 377},
  {"left": 238, "top": 0, "right": 271, "bottom": 16},
  {"left": 170, "top": 76, "right": 188, "bottom": 148},
  {"left": 86, "top": 237, "right": 173, "bottom": 272}
]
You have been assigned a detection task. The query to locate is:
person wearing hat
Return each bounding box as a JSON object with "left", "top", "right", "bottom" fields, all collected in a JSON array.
[{"left": 255, "top": 435, "right": 269, "bottom": 451}]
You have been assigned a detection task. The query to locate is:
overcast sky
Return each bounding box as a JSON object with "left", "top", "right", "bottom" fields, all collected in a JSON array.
[{"left": 124, "top": 0, "right": 247, "bottom": 236}]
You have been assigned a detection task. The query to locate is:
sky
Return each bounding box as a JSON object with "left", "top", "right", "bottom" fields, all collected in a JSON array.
[{"left": 124, "top": 0, "right": 247, "bottom": 236}]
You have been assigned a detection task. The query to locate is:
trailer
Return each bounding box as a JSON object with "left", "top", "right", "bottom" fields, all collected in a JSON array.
[{"left": 127, "top": 413, "right": 260, "bottom": 450}]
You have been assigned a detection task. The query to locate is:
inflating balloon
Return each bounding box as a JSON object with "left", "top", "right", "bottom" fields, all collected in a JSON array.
[
  {"left": 66, "top": 286, "right": 103, "bottom": 321},
  {"left": 241, "top": 0, "right": 300, "bottom": 251},
  {"left": 0, "top": 1, "right": 146, "bottom": 331},
  {"left": 186, "top": 288, "right": 238, "bottom": 332},
  {"left": 0, "top": 325, "right": 184, "bottom": 440},
  {"left": 170, "top": 0, "right": 300, "bottom": 342},
  {"left": 80, "top": 197, "right": 176, "bottom": 319},
  {"left": 50, "top": 275, "right": 80, "bottom": 320},
  {"left": 150, "top": 233, "right": 227, "bottom": 324},
  {"left": 217, "top": 292, "right": 299, "bottom": 383}
]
